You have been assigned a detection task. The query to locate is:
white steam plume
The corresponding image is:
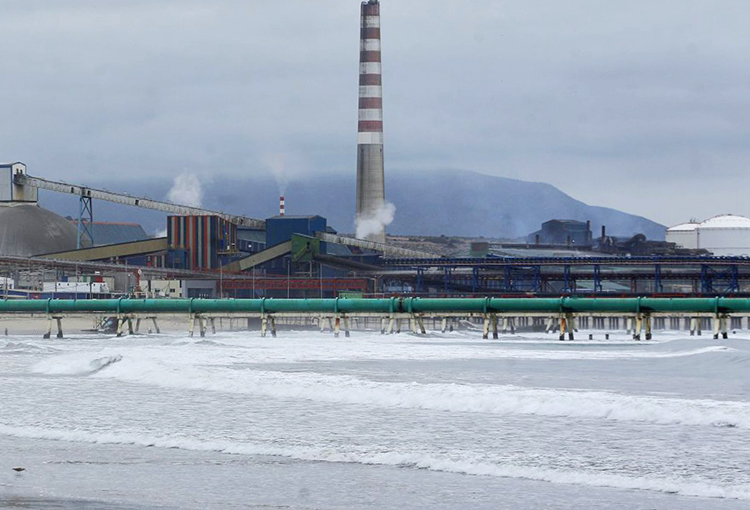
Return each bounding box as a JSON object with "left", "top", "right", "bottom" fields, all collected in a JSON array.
[
  {"left": 262, "top": 153, "right": 289, "bottom": 195},
  {"left": 167, "top": 174, "right": 203, "bottom": 208},
  {"left": 356, "top": 202, "right": 396, "bottom": 240}
]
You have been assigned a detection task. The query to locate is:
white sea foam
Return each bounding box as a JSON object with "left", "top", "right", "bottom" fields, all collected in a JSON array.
[
  {"left": 33, "top": 353, "right": 123, "bottom": 375},
  {"left": 33, "top": 350, "right": 750, "bottom": 428},
  {"left": 0, "top": 424, "right": 747, "bottom": 500},
  {"left": 147, "top": 331, "right": 744, "bottom": 364}
]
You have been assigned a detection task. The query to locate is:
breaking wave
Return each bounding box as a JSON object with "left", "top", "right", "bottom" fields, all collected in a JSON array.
[
  {"left": 33, "top": 351, "right": 750, "bottom": 428},
  {"left": 0, "top": 424, "right": 747, "bottom": 500},
  {"left": 33, "top": 354, "right": 123, "bottom": 375},
  {"left": 1, "top": 341, "right": 59, "bottom": 356}
]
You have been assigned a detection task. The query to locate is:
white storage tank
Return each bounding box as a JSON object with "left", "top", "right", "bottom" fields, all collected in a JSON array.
[
  {"left": 666, "top": 221, "right": 699, "bottom": 249},
  {"left": 696, "top": 214, "right": 750, "bottom": 256}
]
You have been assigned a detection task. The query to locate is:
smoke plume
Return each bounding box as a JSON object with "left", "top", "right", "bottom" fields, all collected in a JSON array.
[
  {"left": 167, "top": 173, "right": 203, "bottom": 207},
  {"left": 355, "top": 202, "right": 396, "bottom": 240},
  {"left": 262, "top": 153, "right": 289, "bottom": 196}
]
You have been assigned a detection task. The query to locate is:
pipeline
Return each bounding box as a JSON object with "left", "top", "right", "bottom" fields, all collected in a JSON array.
[{"left": 1, "top": 297, "right": 750, "bottom": 315}]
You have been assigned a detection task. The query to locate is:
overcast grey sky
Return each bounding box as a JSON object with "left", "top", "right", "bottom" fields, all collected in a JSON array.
[{"left": 1, "top": 0, "right": 748, "bottom": 226}]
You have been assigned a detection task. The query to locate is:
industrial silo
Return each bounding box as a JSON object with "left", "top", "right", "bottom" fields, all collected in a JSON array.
[
  {"left": 696, "top": 214, "right": 750, "bottom": 256},
  {"left": 665, "top": 221, "right": 699, "bottom": 249}
]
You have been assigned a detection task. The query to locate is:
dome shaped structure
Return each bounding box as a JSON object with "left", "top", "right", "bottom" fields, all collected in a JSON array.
[
  {"left": 666, "top": 221, "right": 699, "bottom": 249},
  {"left": 0, "top": 204, "right": 78, "bottom": 256},
  {"left": 696, "top": 214, "right": 750, "bottom": 256},
  {"left": 698, "top": 214, "right": 750, "bottom": 230}
]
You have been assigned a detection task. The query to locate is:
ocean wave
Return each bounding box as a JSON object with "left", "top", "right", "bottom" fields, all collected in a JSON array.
[
  {"left": 124, "top": 331, "right": 747, "bottom": 363},
  {"left": 36, "top": 352, "right": 747, "bottom": 428},
  {"left": 33, "top": 353, "right": 123, "bottom": 375},
  {"left": 0, "top": 424, "right": 747, "bottom": 500},
  {"left": 1, "top": 341, "right": 60, "bottom": 355}
]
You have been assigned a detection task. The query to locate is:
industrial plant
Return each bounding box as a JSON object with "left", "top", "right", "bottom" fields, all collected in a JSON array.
[{"left": 1, "top": 0, "right": 750, "bottom": 338}]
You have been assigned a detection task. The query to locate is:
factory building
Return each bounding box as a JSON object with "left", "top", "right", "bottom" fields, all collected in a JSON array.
[
  {"left": 356, "top": 0, "right": 387, "bottom": 243},
  {"left": 69, "top": 221, "right": 149, "bottom": 247},
  {"left": 166, "top": 215, "right": 238, "bottom": 270},
  {"left": 667, "top": 214, "right": 750, "bottom": 256},
  {"left": 527, "top": 220, "right": 593, "bottom": 246}
]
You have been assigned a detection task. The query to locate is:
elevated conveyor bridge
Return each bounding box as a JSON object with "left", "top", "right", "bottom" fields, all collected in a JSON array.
[
  {"left": 380, "top": 256, "right": 750, "bottom": 295},
  {"left": 14, "top": 173, "right": 265, "bottom": 247}
]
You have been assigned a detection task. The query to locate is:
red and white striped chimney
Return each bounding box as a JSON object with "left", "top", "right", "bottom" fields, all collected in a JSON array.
[
  {"left": 355, "top": 0, "right": 386, "bottom": 243},
  {"left": 279, "top": 196, "right": 285, "bottom": 216},
  {"left": 358, "top": 0, "right": 383, "bottom": 144}
]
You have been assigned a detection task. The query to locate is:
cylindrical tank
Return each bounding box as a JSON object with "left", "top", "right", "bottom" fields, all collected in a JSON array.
[
  {"left": 665, "top": 222, "right": 699, "bottom": 249},
  {"left": 696, "top": 214, "right": 750, "bottom": 256}
]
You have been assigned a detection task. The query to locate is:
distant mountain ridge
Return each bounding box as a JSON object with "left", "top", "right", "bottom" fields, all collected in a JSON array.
[{"left": 38, "top": 169, "right": 665, "bottom": 240}]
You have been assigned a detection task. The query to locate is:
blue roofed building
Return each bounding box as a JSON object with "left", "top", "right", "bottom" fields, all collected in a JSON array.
[{"left": 70, "top": 221, "right": 149, "bottom": 247}]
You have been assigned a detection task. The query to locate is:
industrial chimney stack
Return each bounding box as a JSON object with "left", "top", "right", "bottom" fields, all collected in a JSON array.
[
  {"left": 279, "top": 196, "right": 286, "bottom": 216},
  {"left": 356, "top": 0, "right": 386, "bottom": 243}
]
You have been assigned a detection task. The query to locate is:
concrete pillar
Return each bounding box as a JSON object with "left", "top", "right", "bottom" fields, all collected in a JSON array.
[
  {"left": 151, "top": 317, "right": 161, "bottom": 334},
  {"left": 416, "top": 316, "right": 426, "bottom": 335},
  {"left": 491, "top": 315, "right": 498, "bottom": 340},
  {"left": 270, "top": 316, "right": 277, "bottom": 338},
  {"left": 334, "top": 316, "right": 341, "bottom": 338},
  {"left": 566, "top": 314, "right": 575, "bottom": 340},
  {"left": 43, "top": 317, "right": 52, "bottom": 339},
  {"left": 344, "top": 316, "right": 351, "bottom": 338},
  {"left": 560, "top": 316, "right": 568, "bottom": 342},
  {"left": 117, "top": 317, "right": 125, "bottom": 338},
  {"left": 261, "top": 315, "right": 268, "bottom": 337},
  {"left": 483, "top": 315, "right": 490, "bottom": 340},
  {"left": 633, "top": 316, "right": 642, "bottom": 341},
  {"left": 713, "top": 317, "right": 721, "bottom": 340},
  {"left": 645, "top": 315, "right": 652, "bottom": 341},
  {"left": 386, "top": 317, "right": 395, "bottom": 335},
  {"left": 55, "top": 317, "right": 64, "bottom": 339}
]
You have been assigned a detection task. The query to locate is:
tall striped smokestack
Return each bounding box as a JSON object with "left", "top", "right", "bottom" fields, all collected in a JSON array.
[
  {"left": 356, "top": 0, "right": 386, "bottom": 243},
  {"left": 279, "top": 196, "right": 285, "bottom": 216}
]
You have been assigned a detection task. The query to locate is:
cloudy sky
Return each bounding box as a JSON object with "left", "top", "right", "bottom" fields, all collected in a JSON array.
[{"left": 1, "top": 0, "right": 748, "bottom": 226}]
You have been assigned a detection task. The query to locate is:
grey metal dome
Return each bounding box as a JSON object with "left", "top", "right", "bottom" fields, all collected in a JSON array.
[{"left": 0, "top": 204, "right": 78, "bottom": 256}]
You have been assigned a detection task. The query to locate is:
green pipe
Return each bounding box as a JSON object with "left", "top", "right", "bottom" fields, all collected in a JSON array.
[{"left": 1, "top": 298, "right": 750, "bottom": 315}]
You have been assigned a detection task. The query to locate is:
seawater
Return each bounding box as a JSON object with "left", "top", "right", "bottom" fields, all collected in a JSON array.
[{"left": 1, "top": 329, "right": 749, "bottom": 509}]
